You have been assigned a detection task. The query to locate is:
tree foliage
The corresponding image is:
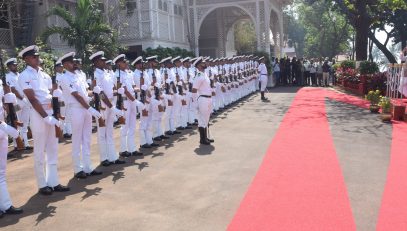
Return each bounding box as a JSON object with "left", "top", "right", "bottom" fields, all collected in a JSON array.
[
  {"left": 143, "top": 46, "right": 194, "bottom": 61},
  {"left": 41, "top": 0, "right": 122, "bottom": 70},
  {"left": 285, "top": 0, "right": 352, "bottom": 59},
  {"left": 234, "top": 20, "right": 257, "bottom": 54}
]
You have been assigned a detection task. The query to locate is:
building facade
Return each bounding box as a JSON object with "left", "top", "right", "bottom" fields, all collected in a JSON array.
[{"left": 0, "top": 0, "right": 288, "bottom": 57}]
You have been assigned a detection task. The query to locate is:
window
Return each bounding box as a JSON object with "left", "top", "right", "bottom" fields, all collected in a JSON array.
[
  {"left": 158, "top": 0, "right": 163, "bottom": 10},
  {"left": 163, "top": 2, "right": 168, "bottom": 12},
  {"left": 0, "top": 3, "right": 9, "bottom": 29},
  {"left": 126, "top": 0, "right": 137, "bottom": 14}
]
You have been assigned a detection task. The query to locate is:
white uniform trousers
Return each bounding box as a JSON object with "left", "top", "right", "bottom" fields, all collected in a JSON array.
[
  {"left": 139, "top": 116, "right": 152, "bottom": 145},
  {"left": 97, "top": 104, "right": 119, "bottom": 162},
  {"left": 172, "top": 104, "right": 181, "bottom": 129},
  {"left": 120, "top": 100, "right": 138, "bottom": 153},
  {"left": 197, "top": 97, "right": 212, "bottom": 128},
  {"left": 180, "top": 104, "right": 188, "bottom": 127},
  {"left": 188, "top": 100, "right": 197, "bottom": 124},
  {"left": 61, "top": 105, "right": 72, "bottom": 135},
  {"left": 30, "top": 108, "right": 60, "bottom": 188},
  {"left": 16, "top": 99, "right": 31, "bottom": 147},
  {"left": 259, "top": 75, "right": 268, "bottom": 92},
  {"left": 70, "top": 105, "right": 94, "bottom": 174},
  {"left": 0, "top": 131, "right": 12, "bottom": 212},
  {"left": 164, "top": 105, "right": 174, "bottom": 132},
  {"left": 152, "top": 117, "right": 163, "bottom": 138}
]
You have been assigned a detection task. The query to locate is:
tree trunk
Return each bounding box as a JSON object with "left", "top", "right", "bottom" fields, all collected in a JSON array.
[
  {"left": 368, "top": 33, "right": 397, "bottom": 63},
  {"left": 354, "top": 0, "right": 369, "bottom": 61}
]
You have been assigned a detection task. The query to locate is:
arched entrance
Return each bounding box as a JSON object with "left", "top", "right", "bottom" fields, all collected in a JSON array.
[{"left": 198, "top": 6, "right": 256, "bottom": 57}]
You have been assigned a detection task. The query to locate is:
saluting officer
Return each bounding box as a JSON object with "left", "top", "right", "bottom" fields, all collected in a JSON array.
[
  {"left": 0, "top": 80, "right": 23, "bottom": 217},
  {"left": 191, "top": 57, "right": 214, "bottom": 145},
  {"left": 18, "top": 45, "right": 70, "bottom": 195},
  {"left": 90, "top": 51, "right": 126, "bottom": 166},
  {"left": 5, "top": 58, "right": 33, "bottom": 150},
  {"left": 59, "top": 52, "right": 103, "bottom": 179}
]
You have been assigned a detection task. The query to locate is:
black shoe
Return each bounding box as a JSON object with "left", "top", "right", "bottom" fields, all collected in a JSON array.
[
  {"left": 53, "top": 184, "right": 70, "bottom": 192},
  {"left": 132, "top": 151, "right": 143, "bottom": 156},
  {"left": 25, "top": 146, "right": 33, "bottom": 150},
  {"left": 150, "top": 143, "right": 159, "bottom": 147},
  {"left": 38, "top": 186, "right": 53, "bottom": 195},
  {"left": 0, "top": 211, "right": 3, "bottom": 218},
  {"left": 5, "top": 206, "right": 23, "bottom": 215},
  {"left": 173, "top": 131, "right": 181, "bottom": 134},
  {"left": 153, "top": 137, "right": 162, "bottom": 142},
  {"left": 185, "top": 126, "right": 193, "bottom": 129},
  {"left": 177, "top": 127, "right": 185, "bottom": 130},
  {"left": 141, "top": 144, "right": 152, "bottom": 149},
  {"left": 160, "top": 135, "right": 170, "bottom": 140},
  {"left": 74, "top": 171, "right": 87, "bottom": 179},
  {"left": 112, "top": 159, "right": 126, "bottom": 165},
  {"left": 63, "top": 134, "right": 72, "bottom": 139},
  {"left": 199, "top": 127, "right": 210, "bottom": 145},
  {"left": 87, "top": 170, "right": 103, "bottom": 176},
  {"left": 119, "top": 151, "right": 131, "bottom": 157},
  {"left": 101, "top": 160, "right": 111, "bottom": 167},
  {"left": 165, "top": 131, "right": 174, "bottom": 136}
]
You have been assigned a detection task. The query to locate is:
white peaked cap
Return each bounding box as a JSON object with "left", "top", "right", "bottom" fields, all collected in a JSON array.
[
  {"left": 58, "top": 51, "right": 76, "bottom": 64},
  {"left": 18, "top": 45, "right": 39, "bottom": 58},
  {"left": 89, "top": 51, "right": 104, "bottom": 61}
]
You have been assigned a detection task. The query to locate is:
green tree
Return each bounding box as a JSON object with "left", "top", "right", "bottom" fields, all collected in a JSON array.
[
  {"left": 234, "top": 20, "right": 257, "bottom": 54},
  {"left": 283, "top": 9, "right": 306, "bottom": 58},
  {"left": 331, "top": 0, "right": 407, "bottom": 61},
  {"left": 296, "top": 1, "right": 352, "bottom": 59},
  {"left": 143, "top": 46, "right": 194, "bottom": 61},
  {"left": 41, "top": 0, "right": 121, "bottom": 69}
]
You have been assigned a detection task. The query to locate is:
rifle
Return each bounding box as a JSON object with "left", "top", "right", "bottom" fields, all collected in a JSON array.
[
  {"left": 1, "top": 58, "right": 24, "bottom": 149},
  {"left": 164, "top": 69, "right": 173, "bottom": 106},
  {"left": 51, "top": 74, "right": 64, "bottom": 138},
  {"left": 140, "top": 87, "right": 149, "bottom": 117},
  {"left": 116, "top": 69, "right": 125, "bottom": 124},
  {"left": 92, "top": 73, "right": 105, "bottom": 127}
]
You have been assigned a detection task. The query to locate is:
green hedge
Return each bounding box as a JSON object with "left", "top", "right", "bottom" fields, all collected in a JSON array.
[
  {"left": 142, "top": 46, "right": 194, "bottom": 60},
  {"left": 359, "top": 61, "right": 379, "bottom": 75}
]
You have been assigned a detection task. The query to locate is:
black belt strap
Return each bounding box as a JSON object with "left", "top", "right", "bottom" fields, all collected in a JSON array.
[{"left": 199, "top": 95, "right": 211, "bottom": 98}]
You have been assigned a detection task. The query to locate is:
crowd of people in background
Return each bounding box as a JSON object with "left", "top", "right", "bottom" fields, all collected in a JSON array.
[{"left": 270, "top": 57, "right": 336, "bottom": 87}]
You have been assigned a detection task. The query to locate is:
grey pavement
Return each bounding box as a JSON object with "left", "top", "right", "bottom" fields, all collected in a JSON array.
[{"left": 0, "top": 87, "right": 393, "bottom": 231}]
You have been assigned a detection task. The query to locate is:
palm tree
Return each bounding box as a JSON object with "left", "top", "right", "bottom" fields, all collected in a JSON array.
[{"left": 41, "top": 0, "right": 119, "bottom": 68}]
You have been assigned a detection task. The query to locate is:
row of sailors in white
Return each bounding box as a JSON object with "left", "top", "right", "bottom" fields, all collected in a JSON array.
[{"left": 0, "top": 46, "right": 261, "bottom": 216}]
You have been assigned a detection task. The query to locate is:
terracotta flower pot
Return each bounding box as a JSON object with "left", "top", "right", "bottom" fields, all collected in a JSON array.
[
  {"left": 369, "top": 105, "right": 380, "bottom": 113},
  {"left": 380, "top": 113, "right": 392, "bottom": 122}
]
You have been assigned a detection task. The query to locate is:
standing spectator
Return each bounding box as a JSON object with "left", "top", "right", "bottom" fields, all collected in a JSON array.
[
  {"left": 296, "top": 58, "right": 303, "bottom": 86},
  {"left": 303, "top": 59, "right": 310, "bottom": 86},
  {"left": 310, "top": 59, "right": 316, "bottom": 86},
  {"left": 273, "top": 59, "right": 281, "bottom": 86},
  {"left": 291, "top": 57, "right": 297, "bottom": 85},
  {"left": 322, "top": 58, "right": 330, "bottom": 87},
  {"left": 280, "top": 58, "right": 286, "bottom": 86},
  {"left": 316, "top": 58, "right": 323, "bottom": 87},
  {"left": 285, "top": 58, "right": 292, "bottom": 85},
  {"left": 330, "top": 59, "right": 336, "bottom": 85}
]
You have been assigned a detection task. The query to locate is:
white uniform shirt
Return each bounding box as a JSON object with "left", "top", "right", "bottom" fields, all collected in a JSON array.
[
  {"left": 258, "top": 63, "right": 268, "bottom": 75},
  {"left": 60, "top": 70, "right": 89, "bottom": 106},
  {"left": 193, "top": 70, "right": 212, "bottom": 96},
  {"left": 117, "top": 69, "right": 135, "bottom": 95},
  {"left": 94, "top": 68, "right": 115, "bottom": 99},
  {"left": 6, "top": 71, "right": 24, "bottom": 97},
  {"left": 18, "top": 65, "right": 52, "bottom": 105}
]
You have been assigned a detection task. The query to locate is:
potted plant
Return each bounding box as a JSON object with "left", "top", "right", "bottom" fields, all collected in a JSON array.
[
  {"left": 365, "top": 90, "right": 381, "bottom": 113},
  {"left": 379, "top": 96, "right": 392, "bottom": 122}
]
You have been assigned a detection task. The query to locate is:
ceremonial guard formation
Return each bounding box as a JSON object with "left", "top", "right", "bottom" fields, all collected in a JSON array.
[{"left": 0, "top": 44, "right": 267, "bottom": 217}]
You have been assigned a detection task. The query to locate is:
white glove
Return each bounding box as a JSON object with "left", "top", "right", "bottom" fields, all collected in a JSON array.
[
  {"left": 43, "top": 116, "right": 61, "bottom": 127},
  {"left": 88, "top": 107, "right": 102, "bottom": 119},
  {"left": 93, "top": 86, "right": 102, "bottom": 94},
  {"left": 22, "top": 97, "right": 30, "bottom": 106},
  {"left": 4, "top": 93, "right": 17, "bottom": 104},
  {"left": 53, "top": 88, "right": 63, "bottom": 98},
  {"left": 0, "top": 122, "right": 19, "bottom": 138},
  {"left": 112, "top": 107, "right": 124, "bottom": 117},
  {"left": 117, "top": 87, "right": 125, "bottom": 95}
]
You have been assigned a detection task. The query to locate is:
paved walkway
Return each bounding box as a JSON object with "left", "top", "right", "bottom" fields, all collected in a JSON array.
[{"left": 1, "top": 87, "right": 404, "bottom": 231}]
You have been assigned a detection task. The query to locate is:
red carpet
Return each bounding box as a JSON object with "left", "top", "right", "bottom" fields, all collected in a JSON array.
[
  {"left": 376, "top": 121, "right": 407, "bottom": 230},
  {"left": 228, "top": 88, "right": 356, "bottom": 231}
]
